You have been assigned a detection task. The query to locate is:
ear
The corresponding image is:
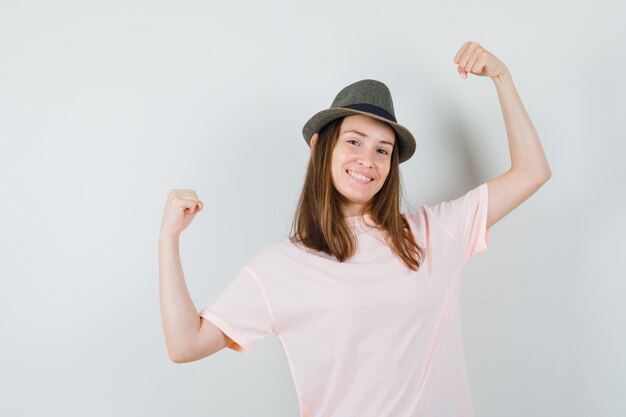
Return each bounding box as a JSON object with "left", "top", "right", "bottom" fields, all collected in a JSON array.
[{"left": 310, "top": 133, "right": 319, "bottom": 153}]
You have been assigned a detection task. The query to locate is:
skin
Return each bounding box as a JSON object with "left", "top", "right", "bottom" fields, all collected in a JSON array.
[{"left": 310, "top": 114, "right": 396, "bottom": 217}]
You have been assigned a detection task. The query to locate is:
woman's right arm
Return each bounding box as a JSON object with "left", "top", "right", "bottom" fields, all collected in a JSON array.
[{"left": 158, "top": 190, "right": 233, "bottom": 363}]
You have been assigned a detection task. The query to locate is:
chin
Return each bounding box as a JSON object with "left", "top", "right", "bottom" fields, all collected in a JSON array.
[{"left": 338, "top": 190, "right": 373, "bottom": 205}]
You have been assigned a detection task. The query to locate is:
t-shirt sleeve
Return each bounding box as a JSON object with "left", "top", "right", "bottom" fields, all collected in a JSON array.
[
  {"left": 426, "top": 182, "right": 491, "bottom": 262},
  {"left": 199, "top": 265, "right": 275, "bottom": 355}
]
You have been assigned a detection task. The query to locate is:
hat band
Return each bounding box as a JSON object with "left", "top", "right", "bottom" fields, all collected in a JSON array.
[{"left": 341, "top": 103, "right": 397, "bottom": 123}]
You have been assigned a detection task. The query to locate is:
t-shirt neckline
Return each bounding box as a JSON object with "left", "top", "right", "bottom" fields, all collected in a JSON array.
[{"left": 344, "top": 213, "right": 376, "bottom": 229}]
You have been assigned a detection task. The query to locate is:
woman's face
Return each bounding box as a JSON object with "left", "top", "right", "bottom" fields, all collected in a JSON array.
[{"left": 328, "top": 114, "right": 396, "bottom": 217}]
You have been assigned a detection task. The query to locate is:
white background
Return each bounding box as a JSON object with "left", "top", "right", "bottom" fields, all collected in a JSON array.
[{"left": 1, "top": 0, "right": 624, "bottom": 416}]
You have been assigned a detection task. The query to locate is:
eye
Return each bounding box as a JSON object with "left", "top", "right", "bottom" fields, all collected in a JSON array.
[
  {"left": 347, "top": 139, "right": 359, "bottom": 145},
  {"left": 377, "top": 148, "right": 389, "bottom": 155}
]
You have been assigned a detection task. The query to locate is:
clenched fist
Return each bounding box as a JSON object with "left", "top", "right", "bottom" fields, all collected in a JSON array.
[
  {"left": 160, "top": 189, "right": 204, "bottom": 239},
  {"left": 453, "top": 41, "right": 507, "bottom": 80}
]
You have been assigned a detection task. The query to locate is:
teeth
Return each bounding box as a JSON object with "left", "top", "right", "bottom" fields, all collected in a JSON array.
[{"left": 348, "top": 170, "right": 371, "bottom": 182}]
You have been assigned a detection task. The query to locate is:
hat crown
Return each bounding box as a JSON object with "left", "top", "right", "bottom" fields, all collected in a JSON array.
[{"left": 331, "top": 79, "right": 396, "bottom": 119}]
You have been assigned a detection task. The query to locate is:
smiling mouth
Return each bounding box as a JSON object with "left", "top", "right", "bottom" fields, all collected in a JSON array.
[{"left": 346, "top": 170, "right": 373, "bottom": 184}]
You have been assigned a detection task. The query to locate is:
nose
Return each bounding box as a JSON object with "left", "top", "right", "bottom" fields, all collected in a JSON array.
[{"left": 356, "top": 149, "right": 374, "bottom": 168}]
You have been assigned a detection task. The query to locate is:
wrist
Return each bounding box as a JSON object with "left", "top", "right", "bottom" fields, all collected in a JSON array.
[
  {"left": 491, "top": 66, "right": 512, "bottom": 84},
  {"left": 159, "top": 232, "right": 181, "bottom": 245}
]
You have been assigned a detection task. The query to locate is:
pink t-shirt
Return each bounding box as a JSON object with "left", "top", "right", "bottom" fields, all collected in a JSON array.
[{"left": 200, "top": 182, "right": 491, "bottom": 417}]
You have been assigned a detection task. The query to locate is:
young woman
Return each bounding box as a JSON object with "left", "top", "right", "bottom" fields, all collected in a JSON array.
[{"left": 159, "top": 41, "right": 551, "bottom": 416}]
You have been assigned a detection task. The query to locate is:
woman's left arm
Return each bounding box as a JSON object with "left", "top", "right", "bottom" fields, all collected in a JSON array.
[{"left": 453, "top": 41, "right": 552, "bottom": 229}]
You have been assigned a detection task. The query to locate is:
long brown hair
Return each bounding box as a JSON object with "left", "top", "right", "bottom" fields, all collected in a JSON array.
[{"left": 289, "top": 116, "right": 425, "bottom": 271}]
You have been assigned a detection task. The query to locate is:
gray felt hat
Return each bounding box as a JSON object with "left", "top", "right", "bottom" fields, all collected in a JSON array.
[{"left": 302, "top": 79, "right": 416, "bottom": 164}]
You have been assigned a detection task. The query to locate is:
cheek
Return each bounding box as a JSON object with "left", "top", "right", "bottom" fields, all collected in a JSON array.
[
  {"left": 377, "top": 162, "right": 391, "bottom": 178},
  {"left": 330, "top": 160, "right": 343, "bottom": 185},
  {"left": 331, "top": 150, "right": 348, "bottom": 174}
]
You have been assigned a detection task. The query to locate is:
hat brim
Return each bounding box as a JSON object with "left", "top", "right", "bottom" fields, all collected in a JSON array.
[{"left": 302, "top": 108, "right": 416, "bottom": 164}]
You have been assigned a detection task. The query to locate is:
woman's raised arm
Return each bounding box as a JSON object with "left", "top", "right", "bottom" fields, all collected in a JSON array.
[
  {"left": 453, "top": 41, "right": 552, "bottom": 229},
  {"left": 158, "top": 189, "right": 230, "bottom": 362}
]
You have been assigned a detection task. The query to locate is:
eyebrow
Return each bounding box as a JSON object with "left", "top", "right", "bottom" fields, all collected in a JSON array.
[{"left": 342, "top": 129, "right": 395, "bottom": 147}]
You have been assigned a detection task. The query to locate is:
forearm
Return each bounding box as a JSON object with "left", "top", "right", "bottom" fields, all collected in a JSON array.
[
  {"left": 492, "top": 68, "right": 552, "bottom": 179},
  {"left": 158, "top": 235, "right": 202, "bottom": 360}
]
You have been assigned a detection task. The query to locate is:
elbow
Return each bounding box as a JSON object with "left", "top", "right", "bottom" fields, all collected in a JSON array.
[
  {"left": 532, "top": 166, "right": 552, "bottom": 185},
  {"left": 168, "top": 348, "right": 191, "bottom": 364},
  {"left": 169, "top": 347, "right": 207, "bottom": 364},
  {"left": 512, "top": 163, "right": 552, "bottom": 185}
]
